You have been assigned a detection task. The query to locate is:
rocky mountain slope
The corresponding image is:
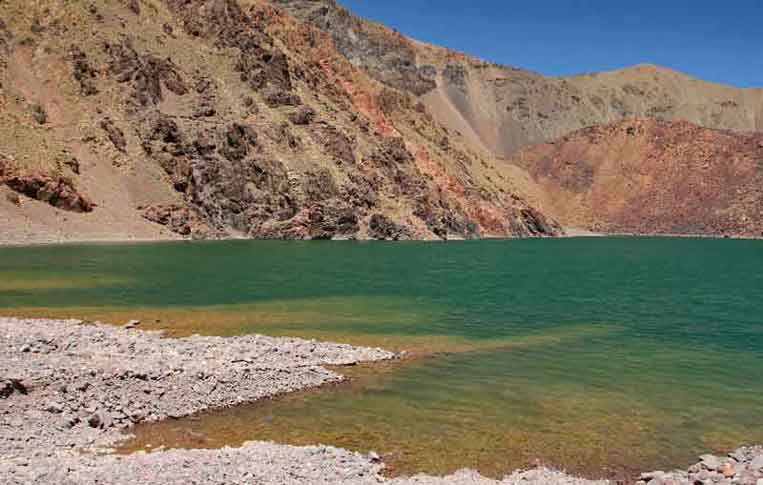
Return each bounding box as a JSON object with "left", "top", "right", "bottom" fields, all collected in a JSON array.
[
  {"left": 275, "top": 0, "right": 763, "bottom": 238},
  {"left": 277, "top": 0, "right": 763, "bottom": 158},
  {"left": 0, "top": 0, "right": 560, "bottom": 243},
  {"left": 510, "top": 118, "right": 763, "bottom": 236},
  {"left": 1, "top": 0, "right": 761, "bottom": 242}
]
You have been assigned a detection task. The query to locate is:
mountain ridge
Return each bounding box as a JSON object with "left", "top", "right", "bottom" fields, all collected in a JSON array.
[{"left": 277, "top": 0, "right": 763, "bottom": 157}]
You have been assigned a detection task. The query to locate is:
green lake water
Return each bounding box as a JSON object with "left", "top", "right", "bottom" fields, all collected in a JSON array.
[{"left": 1, "top": 238, "right": 762, "bottom": 480}]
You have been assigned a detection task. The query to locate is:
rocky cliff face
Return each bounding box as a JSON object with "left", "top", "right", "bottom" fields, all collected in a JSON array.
[
  {"left": 271, "top": 0, "right": 437, "bottom": 97},
  {"left": 511, "top": 118, "right": 763, "bottom": 237},
  {"left": 276, "top": 0, "right": 763, "bottom": 157},
  {"left": 0, "top": 0, "right": 561, "bottom": 242}
]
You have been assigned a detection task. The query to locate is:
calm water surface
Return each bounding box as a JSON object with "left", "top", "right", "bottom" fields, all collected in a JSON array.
[{"left": 1, "top": 238, "right": 762, "bottom": 480}]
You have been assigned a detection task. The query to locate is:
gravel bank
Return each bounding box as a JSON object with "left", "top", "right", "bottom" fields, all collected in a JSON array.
[
  {"left": 2, "top": 441, "right": 609, "bottom": 485},
  {"left": 1, "top": 317, "right": 759, "bottom": 484},
  {"left": 0, "top": 317, "right": 394, "bottom": 457},
  {"left": 637, "top": 447, "right": 763, "bottom": 485}
]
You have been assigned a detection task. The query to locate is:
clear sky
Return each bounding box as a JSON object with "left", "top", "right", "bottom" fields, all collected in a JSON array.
[{"left": 340, "top": 0, "right": 763, "bottom": 88}]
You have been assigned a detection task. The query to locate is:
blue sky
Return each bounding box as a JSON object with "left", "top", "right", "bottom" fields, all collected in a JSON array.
[{"left": 340, "top": 0, "right": 763, "bottom": 88}]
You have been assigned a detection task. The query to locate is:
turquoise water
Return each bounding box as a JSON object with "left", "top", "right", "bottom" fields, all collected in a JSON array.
[{"left": 1, "top": 238, "right": 762, "bottom": 479}]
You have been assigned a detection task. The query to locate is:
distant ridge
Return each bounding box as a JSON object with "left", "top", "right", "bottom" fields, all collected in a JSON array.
[{"left": 277, "top": 0, "right": 763, "bottom": 156}]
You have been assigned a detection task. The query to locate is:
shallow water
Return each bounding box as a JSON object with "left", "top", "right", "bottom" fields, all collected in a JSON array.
[{"left": 1, "top": 238, "right": 762, "bottom": 480}]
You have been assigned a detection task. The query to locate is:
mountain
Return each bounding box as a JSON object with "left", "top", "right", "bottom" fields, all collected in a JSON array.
[
  {"left": 0, "top": 0, "right": 761, "bottom": 243},
  {"left": 0, "top": 0, "right": 560, "bottom": 243},
  {"left": 276, "top": 0, "right": 763, "bottom": 158},
  {"left": 275, "top": 0, "right": 763, "bottom": 237},
  {"left": 511, "top": 118, "right": 763, "bottom": 237}
]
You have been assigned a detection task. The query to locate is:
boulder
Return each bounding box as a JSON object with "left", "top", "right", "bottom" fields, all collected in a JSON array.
[
  {"left": 1, "top": 378, "right": 28, "bottom": 399},
  {"left": 368, "top": 214, "right": 410, "bottom": 241},
  {"left": 263, "top": 87, "right": 301, "bottom": 107},
  {"left": 719, "top": 462, "right": 736, "bottom": 478},
  {"left": 100, "top": 118, "right": 127, "bottom": 152},
  {"left": 4, "top": 173, "right": 94, "bottom": 213},
  {"left": 45, "top": 401, "right": 64, "bottom": 414},
  {"left": 142, "top": 204, "right": 213, "bottom": 238},
  {"left": 700, "top": 454, "right": 722, "bottom": 471},
  {"left": 87, "top": 411, "right": 111, "bottom": 429},
  {"left": 289, "top": 106, "right": 315, "bottom": 125},
  {"left": 5, "top": 190, "right": 20, "bottom": 205}
]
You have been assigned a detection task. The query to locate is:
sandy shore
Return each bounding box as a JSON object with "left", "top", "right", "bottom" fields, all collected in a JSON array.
[
  {"left": 2, "top": 231, "right": 762, "bottom": 247},
  {"left": 1, "top": 318, "right": 761, "bottom": 484},
  {"left": 0, "top": 234, "right": 178, "bottom": 247}
]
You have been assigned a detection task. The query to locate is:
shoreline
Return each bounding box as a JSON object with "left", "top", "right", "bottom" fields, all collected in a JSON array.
[
  {"left": 1, "top": 232, "right": 763, "bottom": 248},
  {"left": 0, "top": 235, "right": 181, "bottom": 248},
  {"left": 2, "top": 318, "right": 762, "bottom": 484},
  {"left": 1, "top": 317, "right": 396, "bottom": 484},
  {"left": 0, "top": 317, "right": 606, "bottom": 484}
]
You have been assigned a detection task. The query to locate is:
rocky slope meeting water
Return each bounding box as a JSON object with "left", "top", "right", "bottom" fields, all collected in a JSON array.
[
  {"left": 0, "top": 0, "right": 560, "bottom": 243},
  {"left": 637, "top": 448, "right": 763, "bottom": 485},
  {"left": 0, "top": 317, "right": 394, "bottom": 457},
  {"left": 275, "top": 0, "right": 763, "bottom": 238}
]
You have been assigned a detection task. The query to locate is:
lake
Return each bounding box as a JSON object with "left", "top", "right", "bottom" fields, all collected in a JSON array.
[{"left": 1, "top": 237, "right": 761, "bottom": 480}]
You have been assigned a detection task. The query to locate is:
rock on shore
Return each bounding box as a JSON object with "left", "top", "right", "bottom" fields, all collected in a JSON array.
[{"left": 638, "top": 447, "right": 763, "bottom": 485}]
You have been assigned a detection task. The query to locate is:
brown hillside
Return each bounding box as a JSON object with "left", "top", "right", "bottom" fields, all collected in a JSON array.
[
  {"left": 0, "top": 0, "right": 561, "bottom": 243},
  {"left": 510, "top": 119, "right": 763, "bottom": 236},
  {"left": 2, "top": 0, "right": 761, "bottom": 242}
]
